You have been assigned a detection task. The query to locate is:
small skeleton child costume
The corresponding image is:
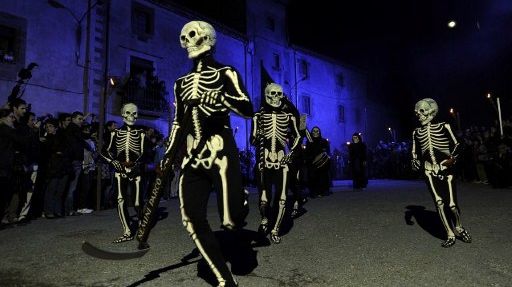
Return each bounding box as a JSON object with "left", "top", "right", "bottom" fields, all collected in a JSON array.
[
  {"left": 411, "top": 98, "right": 472, "bottom": 248},
  {"left": 101, "top": 103, "right": 146, "bottom": 243},
  {"left": 251, "top": 83, "right": 301, "bottom": 244},
  {"left": 166, "top": 21, "right": 253, "bottom": 287}
]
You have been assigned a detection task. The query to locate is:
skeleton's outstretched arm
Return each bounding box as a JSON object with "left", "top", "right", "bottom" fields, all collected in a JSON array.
[
  {"left": 440, "top": 123, "right": 461, "bottom": 166},
  {"left": 162, "top": 83, "right": 184, "bottom": 169},
  {"left": 411, "top": 129, "right": 421, "bottom": 171},
  {"left": 100, "top": 131, "right": 123, "bottom": 172},
  {"left": 250, "top": 113, "right": 259, "bottom": 146},
  {"left": 445, "top": 123, "right": 461, "bottom": 159},
  {"left": 288, "top": 114, "right": 302, "bottom": 152},
  {"left": 219, "top": 67, "right": 253, "bottom": 118},
  {"left": 280, "top": 113, "right": 303, "bottom": 165}
]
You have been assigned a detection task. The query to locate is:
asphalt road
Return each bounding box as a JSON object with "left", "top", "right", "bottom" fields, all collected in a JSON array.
[{"left": 1, "top": 180, "right": 511, "bottom": 287}]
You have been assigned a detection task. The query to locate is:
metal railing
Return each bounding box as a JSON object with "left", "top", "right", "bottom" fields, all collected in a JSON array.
[{"left": 120, "top": 82, "right": 170, "bottom": 114}]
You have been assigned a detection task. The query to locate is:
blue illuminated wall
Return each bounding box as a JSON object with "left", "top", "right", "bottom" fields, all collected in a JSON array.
[{"left": 0, "top": 0, "right": 368, "bottom": 152}]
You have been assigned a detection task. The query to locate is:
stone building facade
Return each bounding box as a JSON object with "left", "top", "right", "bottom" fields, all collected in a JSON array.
[{"left": 0, "top": 0, "right": 369, "bottom": 153}]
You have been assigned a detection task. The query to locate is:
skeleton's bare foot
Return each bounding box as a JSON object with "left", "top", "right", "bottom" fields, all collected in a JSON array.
[
  {"left": 455, "top": 227, "right": 472, "bottom": 243},
  {"left": 441, "top": 236, "right": 456, "bottom": 248},
  {"left": 113, "top": 234, "right": 134, "bottom": 244},
  {"left": 270, "top": 231, "right": 281, "bottom": 244}
]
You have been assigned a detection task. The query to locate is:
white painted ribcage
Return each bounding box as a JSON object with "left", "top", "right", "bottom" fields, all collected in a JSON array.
[
  {"left": 180, "top": 65, "right": 227, "bottom": 116},
  {"left": 416, "top": 123, "right": 450, "bottom": 159},
  {"left": 260, "top": 113, "right": 289, "bottom": 152},
  {"left": 115, "top": 129, "right": 143, "bottom": 162}
]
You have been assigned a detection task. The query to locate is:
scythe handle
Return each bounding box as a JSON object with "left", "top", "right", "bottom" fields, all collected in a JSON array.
[{"left": 135, "top": 104, "right": 195, "bottom": 247}]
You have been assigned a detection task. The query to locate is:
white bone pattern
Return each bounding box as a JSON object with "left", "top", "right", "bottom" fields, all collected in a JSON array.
[
  {"left": 259, "top": 113, "right": 290, "bottom": 169},
  {"left": 180, "top": 62, "right": 230, "bottom": 170},
  {"left": 180, "top": 63, "right": 228, "bottom": 116},
  {"left": 415, "top": 123, "right": 451, "bottom": 165},
  {"left": 114, "top": 129, "right": 144, "bottom": 171},
  {"left": 414, "top": 123, "right": 456, "bottom": 178}
]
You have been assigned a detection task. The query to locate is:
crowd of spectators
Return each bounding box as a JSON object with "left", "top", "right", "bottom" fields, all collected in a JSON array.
[
  {"left": 330, "top": 120, "right": 512, "bottom": 189},
  {"left": 0, "top": 98, "right": 169, "bottom": 229},
  {"left": 2, "top": 96, "right": 510, "bottom": 230}
]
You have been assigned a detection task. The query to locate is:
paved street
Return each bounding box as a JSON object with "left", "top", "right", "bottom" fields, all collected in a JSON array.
[{"left": 1, "top": 180, "right": 511, "bottom": 287}]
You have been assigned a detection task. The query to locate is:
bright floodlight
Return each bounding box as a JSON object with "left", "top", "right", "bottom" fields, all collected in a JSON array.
[{"left": 448, "top": 20, "right": 456, "bottom": 28}]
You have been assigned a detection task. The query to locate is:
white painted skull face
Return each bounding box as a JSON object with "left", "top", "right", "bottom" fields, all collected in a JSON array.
[
  {"left": 264, "top": 83, "right": 284, "bottom": 108},
  {"left": 180, "top": 21, "right": 216, "bottom": 59},
  {"left": 414, "top": 98, "right": 438, "bottom": 126},
  {"left": 121, "top": 103, "right": 138, "bottom": 126}
]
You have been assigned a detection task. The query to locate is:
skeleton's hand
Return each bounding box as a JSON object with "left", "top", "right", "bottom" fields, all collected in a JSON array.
[
  {"left": 111, "top": 160, "right": 123, "bottom": 172},
  {"left": 411, "top": 159, "right": 421, "bottom": 171},
  {"left": 200, "top": 91, "right": 224, "bottom": 106}
]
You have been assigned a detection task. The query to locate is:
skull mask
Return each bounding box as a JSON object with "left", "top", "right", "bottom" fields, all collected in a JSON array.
[
  {"left": 311, "top": 127, "right": 320, "bottom": 138},
  {"left": 180, "top": 21, "right": 216, "bottom": 59},
  {"left": 121, "top": 103, "right": 138, "bottom": 126},
  {"left": 414, "top": 98, "right": 438, "bottom": 126},
  {"left": 264, "top": 83, "right": 284, "bottom": 108}
]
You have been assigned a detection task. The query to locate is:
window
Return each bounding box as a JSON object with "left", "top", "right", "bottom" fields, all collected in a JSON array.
[
  {"left": 132, "top": 2, "right": 154, "bottom": 41},
  {"left": 302, "top": 95, "right": 311, "bottom": 116},
  {"left": 120, "top": 56, "right": 168, "bottom": 114},
  {"left": 0, "top": 25, "right": 17, "bottom": 64},
  {"left": 265, "top": 16, "right": 275, "bottom": 31},
  {"left": 337, "top": 105, "right": 345, "bottom": 123},
  {"left": 272, "top": 53, "right": 280, "bottom": 70},
  {"left": 336, "top": 72, "right": 344, "bottom": 87},
  {"left": 0, "top": 14, "right": 26, "bottom": 79},
  {"left": 299, "top": 59, "right": 308, "bottom": 79}
]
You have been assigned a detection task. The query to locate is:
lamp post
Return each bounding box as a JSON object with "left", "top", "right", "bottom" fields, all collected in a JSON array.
[
  {"left": 48, "top": 0, "right": 103, "bottom": 114},
  {"left": 449, "top": 108, "right": 461, "bottom": 131},
  {"left": 486, "top": 93, "right": 504, "bottom": 137},
  {"left": 388, "top": 127, "right": 396, "bottom": 142}
]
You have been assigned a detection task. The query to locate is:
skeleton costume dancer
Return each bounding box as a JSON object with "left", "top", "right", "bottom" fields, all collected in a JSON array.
[
  {"left": 411, "top": 98, "right": 472, "bottom": 248},
  {"left": 102, "top": 103, "right": 146, "bottom": 243},
  {"left": 251, "top": 83, "right": 301, "bottom": 244},
  {"left": 164, "top": 21, "right": 253, "bottom": 287}
]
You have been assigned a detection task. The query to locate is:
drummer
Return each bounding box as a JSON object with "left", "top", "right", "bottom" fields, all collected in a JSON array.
[{"left": 305, "top": 126, "right": 331, "bottom": 197}]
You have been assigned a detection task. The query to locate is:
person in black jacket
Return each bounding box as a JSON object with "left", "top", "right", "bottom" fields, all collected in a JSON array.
[
  {"left": 4, "top": 99, "right": 30, "bottom": 224},
  {"left": 348, "top": 132, "right": 368, "bottom": 190},
  {"left": 41, "top": 119, "right": 70, "bottom": 218},
  {"left": 64, "top": 111, "right": 89, "bottom": 216},
  {"left": 0, "top": 109, "right": 26, "bottom": 226}
]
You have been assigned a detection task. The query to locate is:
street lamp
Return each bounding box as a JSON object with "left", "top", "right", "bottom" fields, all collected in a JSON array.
[
  {"left": 48, "top": 0, "right": 104, "bottom": 114},
  {"left": 486, "top": 93, "right": 504, "bottom": 137},
  {"left": 388, "top": 127, "right": 396, "bottom": 142},
  {"left": 48, "top": 0, "right": 103, "bottom": 63}
]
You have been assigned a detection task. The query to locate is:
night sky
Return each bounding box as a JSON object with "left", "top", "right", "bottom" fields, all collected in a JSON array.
[
  {"left": 288, "top": 0, "right": 512, "bottom": 131},
  {"left": 168, "top": 0, "right": 511, "bottom": 132}
]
